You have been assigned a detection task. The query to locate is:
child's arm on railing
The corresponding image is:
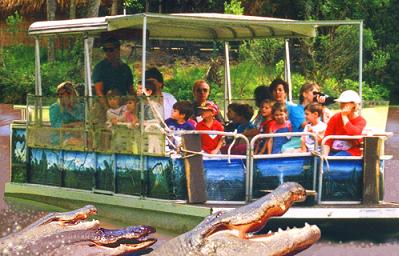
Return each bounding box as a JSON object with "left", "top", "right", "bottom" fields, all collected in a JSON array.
[{"left": 267, "top": 138, "right": 273, "bottom": 154}]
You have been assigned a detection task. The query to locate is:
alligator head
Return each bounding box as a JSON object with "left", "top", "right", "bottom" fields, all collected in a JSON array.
[
  {"left": 151, "top": 182, "right": 320, "bottom": 256},
  {"left": 0, "top": 205, "right": 156, "bottom": 256}
]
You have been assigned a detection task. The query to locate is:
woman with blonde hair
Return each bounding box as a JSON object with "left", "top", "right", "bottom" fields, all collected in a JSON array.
[
  {"left": 50, "top": 81, "right": 84, "bottom": 128},
  {"left": 49, "top": 81, "right": 84, "bottom": 146}
]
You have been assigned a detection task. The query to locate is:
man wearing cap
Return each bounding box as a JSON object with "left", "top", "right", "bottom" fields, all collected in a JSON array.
[
  {"left": 323, "top": 90, "right": 366, "bottom": 156},
  {"left": 93, "top": 37, "right": 134, "bottom": 97},
  {"left": 196, "top": 102, "right": 224, "bottom": 154}
]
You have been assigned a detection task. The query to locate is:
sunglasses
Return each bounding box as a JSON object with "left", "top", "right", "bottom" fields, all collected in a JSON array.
[
  {"left": 103, "top": 47, "right": 115, "bottom": 52},
  {"left": 196, "top": 88, "right": 209, "bottom": 93}
]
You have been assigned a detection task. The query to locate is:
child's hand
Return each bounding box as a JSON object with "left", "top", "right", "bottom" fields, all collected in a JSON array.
[
  {"left": 307, "top": 126, "right": 313, "bottom": 133},
  {"left": 210, "top": 149, "right": 219, "bottom": 154},
  {"left": 341, "top": 105, "right": 352, "bottom": 117},
  {"left": 111, "top": 117, "right": 118, "bottom": 125}
]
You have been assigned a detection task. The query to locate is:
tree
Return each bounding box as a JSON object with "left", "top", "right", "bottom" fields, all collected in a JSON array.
[
  {"left": 86, "top": 0, "right": 101, "bottom": 17},
  {"left": 70, "top": 0, "right": 76, "bottom": 19},
  {"left": 111, "top": 0, "right": 123, "bottom": 15},
  {"left": 47, "top": 0, "right": 56, "bottom": 62}
]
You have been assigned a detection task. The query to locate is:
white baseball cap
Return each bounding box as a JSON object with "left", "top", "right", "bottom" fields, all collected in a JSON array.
[{"left": 335, "top": 90, "right": 361, "bottom": 104}]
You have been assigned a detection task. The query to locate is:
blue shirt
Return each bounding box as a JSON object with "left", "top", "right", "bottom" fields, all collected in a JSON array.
[
  {"left": 236, "top": 122, "right": 255, "bottom": 133},
  {"left": 286, "top": 101, "right": 305, "bottom": 132},
  {"left": 49, "top": 102, "right": 85, "bottom": 128},
  {"left": 165, "top": 118, "right": 195, "bottom": 131}
]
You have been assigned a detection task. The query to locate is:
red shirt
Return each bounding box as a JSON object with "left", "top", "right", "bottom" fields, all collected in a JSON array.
[
  {"left": 324, "top": 112, "right": 366, "bottom": 156},
  {"left": 259, "top": 119, "right": 273, "bottom": 134},
  {"left": 196, "top": 119, "right": 224, "bottom": 153}
]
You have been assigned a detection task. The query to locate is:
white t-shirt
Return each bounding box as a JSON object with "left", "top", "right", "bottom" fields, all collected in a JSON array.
[
  {"left": 303, "top": 121, "right": 327, "bottom": 151},
  {"left": 162, "top": 92, "right": 177, "bottom": 119}
]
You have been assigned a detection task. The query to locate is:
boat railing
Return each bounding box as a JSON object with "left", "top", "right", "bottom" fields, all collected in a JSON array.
[
  {"left": 24, "top": 95, "right": 167, "bottom": 155},
  {"left": 172, "top": 129, "right": 250, "bottom": 204},
  {"left": 317, "top": 133, "right": 392, "bottom": 205},
  {"left": 12, "top": 96, "right": 395, "bottom": 204},
  {"left": 249, "top": 132, "right": 318, "bottom": 201}
]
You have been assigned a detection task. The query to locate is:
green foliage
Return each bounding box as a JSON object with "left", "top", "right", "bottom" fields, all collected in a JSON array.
[
  {"left": 224, "top": 0, "right": 244, "bottom": 15},
  {"left": 124, "top": 0, "right": 144, "bottom": 13},
  {"left": 239, "top": 39, "right": 284, "bottom": 65},
  {"left": 230, "top": 60, "right": 271, "bottom": 99},
  {"left": 166, "top": 64, "right": 213, "bottom": 101},
  {"left": 6, "top": 11, "right": 22, "bottom": 34}
]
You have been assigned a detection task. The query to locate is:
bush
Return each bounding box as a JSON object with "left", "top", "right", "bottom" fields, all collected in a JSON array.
[{"left": 0, "top": 43, "right": 84, "bottom": 104}]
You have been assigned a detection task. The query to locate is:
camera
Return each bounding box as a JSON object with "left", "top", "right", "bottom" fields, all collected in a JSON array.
[{"left": 313, "top": 91, "right": 335, "bottom": 106}]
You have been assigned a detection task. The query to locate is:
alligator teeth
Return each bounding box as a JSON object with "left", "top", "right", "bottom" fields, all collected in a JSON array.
[
  {"left": 267, "top": 231, "right": 272, "bottom": 235},
  {"left": 278, "top": 228, "right": 283, "bottom": 233},
  {"left": 305, "top": 222, "right": 310, "bottom": 227}
]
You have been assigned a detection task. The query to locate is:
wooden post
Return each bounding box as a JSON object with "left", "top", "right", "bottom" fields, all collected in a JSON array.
[
  {"left": 182, "top": 134, "right": 207, "bottom": 203},
  {"left": 362, "top": 136, "right": 382, "bottom": 204}
]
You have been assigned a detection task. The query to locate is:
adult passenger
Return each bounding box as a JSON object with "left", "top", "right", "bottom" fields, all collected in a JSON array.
[
  {"left": 50, "top": 81, "right": 84, "bottom": 128},
  {"left": 93, "top": 37, "right": 134, "bottom": 96},
  {"left": 299, "top": 82, "right": 334, "bottom": 123},
  {"left": 49, "top": 81, "right": 84, "bottom": 145},
  {"left": 191, "top": 80, "right": 223, "bottom": 124},
  {"left": 323, "top": 90, "right": 366, "bottom": 157},
  {"left": 145, "top": 67, "right": 177, "bottom": 119},
  {"left": 269, "top": 78, "right": 305, "bottom": 132}
]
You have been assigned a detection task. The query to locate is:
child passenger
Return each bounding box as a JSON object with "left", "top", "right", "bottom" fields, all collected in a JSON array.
[
  {"left": 224, "top": 103, "right": 240, "bottom": 145},
  {"left": 106, "top": 89, "right": 125, "bottom": 129},
  {"left": 235, "top": 104, "right": 255, "bottom": 134},
  {"left": 221, "top": 103, "right": 254, "bottom": 155},
  {"left": 122, "top": 95, "right": 139, "bottom": 128},
  {"left": 196, "top": 102, "right": 224, "bottom": 154},
  {"left": 165, "top": 101, "right": 196, "bottom": 149},
  {"left": 254, "top": 99, "right": 274, "bottom": 154},
  {"left": 301, "top": 103, "right": 327, "bottom": 152},
  {"left": 267, "top": 102, "right": 292, "bottom": 154}
]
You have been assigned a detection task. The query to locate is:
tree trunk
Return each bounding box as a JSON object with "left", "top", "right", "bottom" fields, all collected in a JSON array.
[
  {"left": 85, "top": 0, "right": 101, "bottom": 76},
  {"left": 86, "top": 0, "right": 101, "bottom": 17},
  {"left": 46, "top": 0, "right": 56, "bottom": 62},
  {"left": 145, "top": 0, "right": 150, "bottom": 12},
  {"left": 111, "top": 0, "right": 122, "bottom": 16},
  {"left": 69, "top": 0, "right": 76, "bottom": 19}
]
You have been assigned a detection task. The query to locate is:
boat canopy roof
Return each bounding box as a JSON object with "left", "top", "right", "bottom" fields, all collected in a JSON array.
[{"left": 29, "top": 12, "right": 319, "bottom": 40}]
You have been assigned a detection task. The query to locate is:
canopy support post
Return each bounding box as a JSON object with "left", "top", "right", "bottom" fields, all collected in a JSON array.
[
  {"left": 34, "top": 38, "right": 42, "bottom": 96},
  {"left": 284, "top": 39, "right": 292, "bottom": 102},
  {"left": 141, "top": 15, "right": 147, "bottom": 90},
  {"left": 224, "top": 41, "right": 232, "bottom": 119},
  {"left": 140, "top": 14, "right": 148, "bottom": 199},
  {"left": 359, "top": 21, "right": 363, "bottom": 109},
  {"left": 83, "top": 34, "right": 92, "bottom": 97}
]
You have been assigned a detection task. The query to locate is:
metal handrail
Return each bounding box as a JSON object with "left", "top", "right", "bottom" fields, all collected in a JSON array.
[
  {"left": 317, "top": 133, "right": 392, "bottom": 204},
  {"left": 250, "top": 132, "right": 318, "bottom": 200},
  {"left": 175, "top": 129, "right": 251, "bottom": 202}
]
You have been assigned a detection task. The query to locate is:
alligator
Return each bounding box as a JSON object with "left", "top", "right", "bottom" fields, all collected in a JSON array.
[
  {"left": 150, "top": 182, "right": 321, "bottom": 256},
  {"left": 0, "top": 182, "right": 320, "bottom": 255},
  {"left": 0, "top": 205, "right": 156, "bottom": 255}
]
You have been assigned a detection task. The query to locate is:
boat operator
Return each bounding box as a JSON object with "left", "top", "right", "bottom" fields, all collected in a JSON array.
[{"left": 93, "top": 37, "right": 134, "bottom": 97}]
